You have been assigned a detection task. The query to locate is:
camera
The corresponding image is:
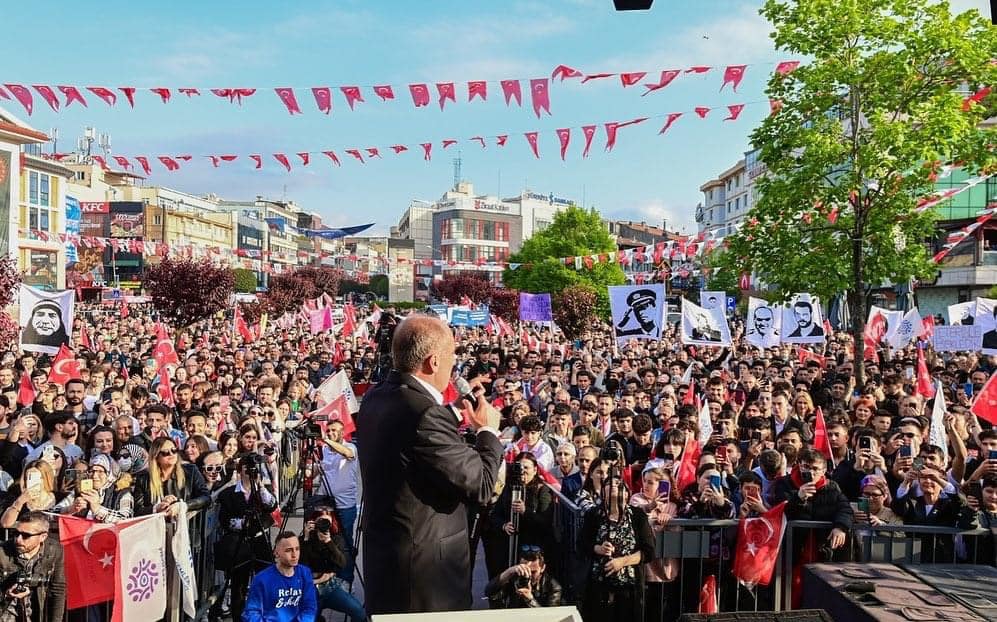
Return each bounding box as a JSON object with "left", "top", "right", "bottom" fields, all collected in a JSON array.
[
  {"left": 514, "top": 575, "right": 530, "bottom": 589},
  {"left": 288, "top": 420, "right": 323, "bottom": 440},
  {"left": 263, "top": 444, "right": 276, "bottom": 457},
  {"left": 508, "top": 461, "right": 524, "bottom": 484},
  {"left": 315, "top": 517, "right": 333, "bottom": 534},
  {"left": 600, "top": 446, "right": 621, "bottom": 463},
  {"left": 240, "top": 452, "right": 266, "bottom": 475}
]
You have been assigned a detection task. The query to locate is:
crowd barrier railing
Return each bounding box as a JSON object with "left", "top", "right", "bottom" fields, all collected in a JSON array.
[{"left": 541, "top": 483, "right": 995, "bottom": 619}]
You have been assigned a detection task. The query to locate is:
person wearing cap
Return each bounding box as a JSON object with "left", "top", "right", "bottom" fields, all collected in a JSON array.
[
  {"left": 59, "top": 454, "right": 133, "bottom": 523},
  {"left": 23, "top": 413, "right": 84, "bottom": 467},
  {"left": 615, "top": 289, "right": 660, "bottom": 338}
]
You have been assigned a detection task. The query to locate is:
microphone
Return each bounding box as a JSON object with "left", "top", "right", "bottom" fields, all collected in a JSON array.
[{"left": 454, "top": 376, "right": 477, "bottom": 405}]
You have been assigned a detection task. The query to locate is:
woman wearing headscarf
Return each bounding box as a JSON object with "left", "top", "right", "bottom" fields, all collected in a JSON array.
[
  {"left": 21, "top": 300, "right": 70, "bottom": 350},
  {"left": 59, "top": 454, "right": 134, "bottom": 523}
]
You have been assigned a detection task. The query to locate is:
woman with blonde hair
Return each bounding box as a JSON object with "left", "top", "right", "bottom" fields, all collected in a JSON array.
[
  {"left": 133, "top": 436, "right": 210, "bottom": 518},
  {"left": 1, "top": 460, "right": 58, "bottom": 527}
]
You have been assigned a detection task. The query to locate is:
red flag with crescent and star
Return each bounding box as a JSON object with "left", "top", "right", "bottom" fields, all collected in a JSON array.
[
  {"left": 152, "top": 323, "right": 179, "bottom": 370},
  {"left": 48, "top": 344, "right": 82, "bottom": 385},
  {"left": 59, "top": 516, "right": 118, "bottom": 608},
  {"left": 970, "top": 371, "right": 997, "bottom": 426},
  {"left": 732, "top": 501, "right": 788, "bottom": 586}
]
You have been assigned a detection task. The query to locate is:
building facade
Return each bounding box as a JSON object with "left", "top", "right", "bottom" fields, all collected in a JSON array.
[
  {"left": 18, "top": 153, "right": 73, "bottom": 291},
  {"left": 697, "top": 158, "right": 751, "bottom": 238}
]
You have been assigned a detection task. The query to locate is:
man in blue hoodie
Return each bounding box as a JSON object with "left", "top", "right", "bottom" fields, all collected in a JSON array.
[{"left": 243, "top": 532, "right": 319, "bottom": 622}]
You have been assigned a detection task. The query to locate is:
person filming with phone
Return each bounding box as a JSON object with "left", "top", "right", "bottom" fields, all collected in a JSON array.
[
  {"left": 0, "top": 512, "right": 65, "bottom": 622},
  {"left": 774, "top": 449, "right": 853, "bottom": 561},
  {"left": 484, "top": 544, "right": 561, "bottom": 609}
]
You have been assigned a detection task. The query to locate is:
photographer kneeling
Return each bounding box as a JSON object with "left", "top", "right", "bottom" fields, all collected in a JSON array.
[
  {"left": 216, "top": 453, "right": 278, "bottom": 622},
  {"left": 299, "top": 505, "right": 366, "bottom": 621},
  {"left": 484, "top": 545, "right": 561, "bottom": 608}
]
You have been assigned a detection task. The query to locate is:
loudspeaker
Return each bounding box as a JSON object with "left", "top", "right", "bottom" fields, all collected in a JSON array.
[
  {"left": 613, "top": 0, "right": 654, "bottom": 10},
  {"left": 678, "top": 611, "right": 832, "bottom": 622}
]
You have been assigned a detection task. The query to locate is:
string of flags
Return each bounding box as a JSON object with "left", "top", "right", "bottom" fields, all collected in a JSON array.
[
  {"left": 41, "top": 102, "right": 765, "bottom": 175},
  {"left": 0, "top": 61, "right": 800, "bottom": 117}
]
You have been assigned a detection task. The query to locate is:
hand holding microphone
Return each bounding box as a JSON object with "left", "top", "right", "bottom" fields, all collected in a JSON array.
[{"left": 456, "top": 375, "right": 500, "bottom": 431}]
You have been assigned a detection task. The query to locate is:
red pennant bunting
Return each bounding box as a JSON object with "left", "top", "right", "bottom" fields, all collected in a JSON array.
[
  {"left": 33, "top": 86, "right": 59, "bottom": 111},
  {"left": 311, "top": 87, "right": 332, "bottom": 114},
  {"left": 915, "top": 346, "right": 935, "bottom": 399},
  {"left": 250, "top": 154, "right": 262, "bottom": 169},
  {"left": 775, "top": 60, "right": 800, "bottom": 75},
  {"left": 340, "top": 86, "right": 364, "bottom": 110},
  {"left": 470, "top": 136, "right": 486, "bottom": 148},
  {"left": 390, "top": 145, "right": 408, "bottom": 154},
  {"left": 209, "top": 156, "right": 222, "bottom": 168},
  {"left": 345, "top": 149, "right": 364, "bottom": 163},
  {"left": 467, "top": 80, "right": 487, "bottom": 101},
  {"left": 556, "top": 128, "right": 571, "bottom": 160},
  {"left": 685, "top": 66, "right": 711, "bottom": 73},
  {"left": 524, "top": 132, "right": 540, "bottom": 159},
  {"left": 620, "top": 72, "right": 647, "bottom": 87},
  {"left": 500, "top": 80, "right": 522, "bottom": 106},
  {"left": 0, "top": 86, "right": 8, "bottom": 100},
  {"left": 643, "top": 69, "right": 680, "bottom": 96},
  {"left": 275, "top": 88, "right": 302, "bottom": 114},
  {"left": 366, "top": 147, "right": 381, "bottom": 158},
  {"left": 273, "top": 153, "right": 291, "bottom": 172},
  {"left": 421, "top": 142, "right": 432, "bottom": 161},
  {"left": 724, "top": 104, "right": 745, "bottom": 121},
  {"left": 529, "top": 78, "right": 551, "bottom": 118},
  {"left": 769, "top": 99, "right": 783, "bottom": 115},
  {"left": 59, "top": 86, "right": 88, "bottom": 107},
  {"left": 150, "top": 87, "right": 171, "bottom": 103},
  {"left": 694, "top": 107, "right": 711, "bottom": 118},
  {"left": 87, "top": 86, "right": 117, "bottom": 106},
  {"left": 4, "top": 84, "right": 33, "bottom": 114},
  {"left": 963, "top": 86, "right": 992, "bottom": 111},
  {"left": 827, "top": 205, "right": 839, "bottom": 224},
  {"left": 92, "top": 156, "right": 108, "bottom": 170},
  {"left": 496, "top": 135, "right": 508, "bottom": 146},
  {"left": 604, "top": 122, "right": 621, "bottom": 152},
  {"left": 436, "top": 82, "right": 456, "bottom": 110},
  {"left": 408, "top": 84, "right": 430, "bottom": 107},
  {"left": 134, "top": 156, "right": 151, "bottom": 175},
  {"left": 373, "top": 85, "right": 394, "bottom": 101},
  {"left": 157, "top": 156, "right": 180, "bottom": 171},
  {"left": 442, "top": 139, "right": 457, "bottom": 149},
  {"left": 721, "top": 65, "right": 747, "bottom": 92},
  {"left": 582, "top": 73, "right": 614, "bottom": 83},
  {"left": 322, "top": 151, "right": 341, "bottom": 166},
  {"left": 112, "top": 156, "right": 131, "bottom": 170},
  {"left": 176, "top": 155, "right": 192, "bottom": 162},
  {"left": 178, "top": 88, "right": 200, "bottom": 97},
  {"left": 659, "top": 112, "right": 683, "bottom": 134},
  {"left": 551, "top": 64, "right": 583, "bottom": 81},
  {"left": 297, "top": 152, "right": 310, "bottom": 166},
  {"left": 581, "top": 125, "right": 596, "bottom": 158},
  {"left": 120, "top": 87, "right": 137, "bottom": 107}
]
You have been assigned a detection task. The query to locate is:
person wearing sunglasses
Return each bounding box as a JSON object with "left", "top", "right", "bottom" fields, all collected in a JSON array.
[
  {"left": 133, "top": 436, "right": 210, "bottom": 518},
  {"left": 484, "top": 544, "right": 561, "bottom": 609},
  {"left": 0, "top": 512, "right": 65, "bottom": 622}
]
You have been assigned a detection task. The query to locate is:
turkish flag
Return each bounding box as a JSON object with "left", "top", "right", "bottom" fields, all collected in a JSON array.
[
  {"left": 17, "top": 372, "right": 36, "bottom": 407},
  {"left": 581, "top": 125, "right": 596, "bottom": 158},
  {"left": 970, "top": 372, "right": 997, "bottom": 426},
  {"left": 500, "top": 80, "right": 522, "bottom": 106},
  {"left": 157, "top": 367, "right": 175, "bottom": 406},
  {"left": 733, "top": 501, "right": 787, "bottom": 586},
  {"left": 48, "top": 344, "right": 82, "bottom": 385},
  {"left": 812, "top": 407, "right": 831, "bottom": 461},
  {"left": 274, "top": 87, "right": 302, "bottom": 114},
  {"left": 524, "top": 132, "right": 540, "bottom": 159},
  {"left": 80, "top": 323, "right": 93, "bottom": 351},
  {"left": 797, "top": 348, "right": 826, "bottom": 368},
  {"left": 863, "top": 311, "right": 887, "bottom": 360},
  {"left": 118, "top": 300, "right": 129, "bottom": 318},
  {"left": 467, "top": 80, "right": 487, "bottom": 101},
  {"left": 699, "top": 575, "right": 718, "bottom": 614},
  {"left": 529, "top": 78, "right": 550, "bottom": 118},
  {"left": 915, "top": 346, "right": 935, "bottom": 399},
  {"left": 59, "top": 516, "right": 118, "bottom": 608},
  {"left": 675, "top": 435, "right": 701, "bottom": 492},
  {"left": 556, "top": 128, "right": 571, "bottom": 160},
  {"left": 152, "top": 323, "right": 179, "bottom": 370},
  {"left": 234, "top": 306, "right": 254, "bottom": 342},
  {"left": 308, "top": 393, "right": 356, "bottom": 440},
  {"left": 919, "top": 315, "right": 935, "bottom": 339},
  {"left": 721, "top": 64, "right": 747, "bottom": 92},
  {"left": 409, "top": 83, "right": 430, "bottom": 107}
]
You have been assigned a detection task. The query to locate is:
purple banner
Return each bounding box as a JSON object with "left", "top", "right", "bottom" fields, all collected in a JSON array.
[{"left": 519, "top": 292, "right": 552, "bottom": 322}]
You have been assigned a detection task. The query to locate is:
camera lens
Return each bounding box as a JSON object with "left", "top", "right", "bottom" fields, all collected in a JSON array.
[{"left": 315, "top": 517, "right": 332, "bottom": 533}]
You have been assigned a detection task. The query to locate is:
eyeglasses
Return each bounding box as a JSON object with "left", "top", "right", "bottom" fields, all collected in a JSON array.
[
  {"left": 862, "top": 491, "right": 884, "bottom": 497},
  {"left": 519, "top": 544, "right": 542, "bottom": 554},
  {"left": 900, "top": 432, "right": 917, "bottom": 439},
  {"left": 14, "top": 530, "right": 44, "bottom": 539},
  {"left": 203, "top": 465, "right": 223, "bottom": 473},
  {"left": 158, "top": 448, "right": 178, "bottom": 456}
]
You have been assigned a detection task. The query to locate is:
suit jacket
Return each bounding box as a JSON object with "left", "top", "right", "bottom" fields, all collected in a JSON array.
[{"left": 358, "top": 370, "right": 504, "bottom": 615}]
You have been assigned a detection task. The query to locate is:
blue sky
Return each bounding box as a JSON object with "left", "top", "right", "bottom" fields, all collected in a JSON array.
[{"left": 4, "top": 0, "right": 989, "bottom": 235}]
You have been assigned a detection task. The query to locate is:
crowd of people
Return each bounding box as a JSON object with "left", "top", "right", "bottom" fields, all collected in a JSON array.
[{"left": 0, "top": 297, "right": 994, "bottom": 621}]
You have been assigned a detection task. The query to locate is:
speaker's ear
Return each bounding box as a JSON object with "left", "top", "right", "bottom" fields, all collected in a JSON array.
[{"left": 614, "top": 0, "right": 653, "bottom": 9}]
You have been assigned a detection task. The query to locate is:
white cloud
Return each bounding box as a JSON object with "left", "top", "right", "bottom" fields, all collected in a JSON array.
[{"left": 608, "top": 198, "right": 698, "bottom": 235}]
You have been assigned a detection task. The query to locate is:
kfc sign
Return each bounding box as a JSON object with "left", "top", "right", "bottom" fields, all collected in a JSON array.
[{"left": 80, "top": 202, "right": 110, "bottom": 214}]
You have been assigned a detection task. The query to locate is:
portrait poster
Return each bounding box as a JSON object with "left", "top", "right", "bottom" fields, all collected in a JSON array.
[
  {"left": 867, "top": 306, "right": 904, "bottom": 345},
  {"left": 700, "top": 290, "right": 725, "bottom": 311},
  {"left": 746, "top": 297, "right": 782, "bottom": 349},
  {"left": 19, "top": 284, "right": 74, "bottom": 355},
  {"left": 780, "top": 293, "right": 826, "bottom": 345},
  {"left": 948, "top": 301, "right": 977, "bottom": 326},
  {"left": 610, "top": 284, "right": 665, "bottom": 344},
  {"left": 976, "top": 298, "right": 997, "bottom": 355},
  {"left": 681, "top": 297, "right": 732, "bottom": 347}
]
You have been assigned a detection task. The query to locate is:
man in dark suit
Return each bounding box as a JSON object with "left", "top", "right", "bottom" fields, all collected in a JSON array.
[{"left": 358, "top": 315, "right": 504, "bottom": 615}]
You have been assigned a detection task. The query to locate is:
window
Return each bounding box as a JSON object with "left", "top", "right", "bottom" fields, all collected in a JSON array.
[
  {"left": 27, "top": 171, "right": 55, "bottom": 232},
  {"left": 153, "top": 215, "right": 162, "bottom": 225}
]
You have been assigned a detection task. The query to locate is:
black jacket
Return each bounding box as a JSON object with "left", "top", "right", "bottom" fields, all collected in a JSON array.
[
  {"left": 484, "top": 569, "right": 563, "bottom": 608},
  {"left": 772, "top": 475, "right": 854, "bottom": 532},
  {"left": 0, "top": 537, "right": 65, "bottom": 622},
  {"left": 892, "top": 493, "right": 978, "bottom": 561},
  {"left": 357, "top": 371, "right": 504, "bottom": 615},
  {"left": 133, "top": 462, "right": 211, "bottom": 516}
]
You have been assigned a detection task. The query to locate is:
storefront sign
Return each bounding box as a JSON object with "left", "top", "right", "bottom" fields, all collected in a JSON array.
[
  {"left": 80, "top": 201, "right": 110, "bottom": 214},
  {"left": 473, "top": 199, "right": 512, "bottom": 212},
  {"left": 110, "top": 213, "right": 144, "bottom": 238},
  {"left": 525, "top": 192, "right": 573, "bottom": 206}
]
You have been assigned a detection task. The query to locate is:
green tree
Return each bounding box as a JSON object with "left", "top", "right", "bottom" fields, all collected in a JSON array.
[
  {"left": 716, "top": 0, "right": 996, "bottom": 385},
  {"left": 232, "top": 268, "right": 258, "bottom": 294},
  {"left": 503, "top": 205, "right": 625, "bottom": 318}
]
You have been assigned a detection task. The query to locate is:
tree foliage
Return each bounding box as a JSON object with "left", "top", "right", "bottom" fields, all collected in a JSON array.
[
  {"left": 0, "top": 256, "right": 22, "bottom": 346},
  {"left": 431, "top": 272, "right": 494, "bottom": 304},
  {"left": 489, "top": 288, "right": 520, "bottom": 322},
  {"left": 262, "top": 266, "right": 343, "bottom": 317},
  {"left": 553, "top": 285, "right": 598, "bottom": 340},
  {"left": 503, "top": 205, "right": 625, "bottom": 318},
  {"left": 715, "top": 0, "right": 996, "bottom": 383},
  {"left": 232, "top": 268, "right": 258, "bottom": 294},
  {"left": 144, "top": 257, "right": 235, "bottom": 328}
]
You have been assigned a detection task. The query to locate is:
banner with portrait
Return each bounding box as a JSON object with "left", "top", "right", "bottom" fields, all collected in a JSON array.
[
  {"left": 19, "top": 285, "right": 74, "bottom": 355},
  {"left": 746, "top": 297, "right": 782, "bottom": 349},
  {"left": 610, "top": 284, "right": 665, "bottom": 344},
  {"left": 948, "top": 301, "right": 977, "bottom": 326},
  {"left": 780, "top": 294, "right": 826, "bottom": 345},
  {"left": 681, "top": 297, "right": 732, "bottom": 347},
  {"left": 700, "top": 290, "right": 725, "bottom": 311},
  {"left": 976, "top": 298, "right": 997, "bottom": 355}
]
